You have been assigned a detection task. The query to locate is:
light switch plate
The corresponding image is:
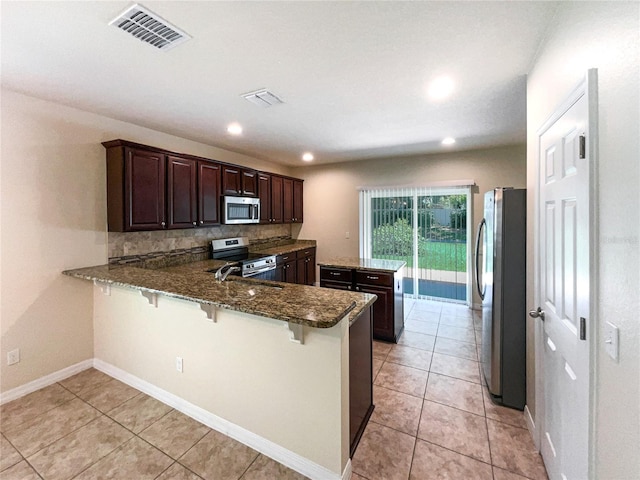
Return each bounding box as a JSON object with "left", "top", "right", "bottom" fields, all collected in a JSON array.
[{"left": 604, "top": 321, "right": 619, "bottom": 361}]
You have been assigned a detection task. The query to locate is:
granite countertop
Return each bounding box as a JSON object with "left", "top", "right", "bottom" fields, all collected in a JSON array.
[
  {"left": 249, "top": 240, "right": 316, "bottom": 256},
  {"left": 63, "top": 257, "right": 375, "bottom": 328},
  {"left": 318, "top": 257, "right": 406, "bottom": 273}
]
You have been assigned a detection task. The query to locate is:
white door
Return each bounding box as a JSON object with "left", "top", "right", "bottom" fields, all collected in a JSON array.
[{"left": 535, "top": 75, "right": 594, "bottom": 480}]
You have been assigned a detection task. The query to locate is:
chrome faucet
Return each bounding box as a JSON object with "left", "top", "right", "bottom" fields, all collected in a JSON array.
[{"left": 215, "top": 263, "right": 241, "bottom": 281}]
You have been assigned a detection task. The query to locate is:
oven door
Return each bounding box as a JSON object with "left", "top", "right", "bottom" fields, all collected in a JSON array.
[{"left": 223, "top": 196, "right": 260, "bottom": 224}]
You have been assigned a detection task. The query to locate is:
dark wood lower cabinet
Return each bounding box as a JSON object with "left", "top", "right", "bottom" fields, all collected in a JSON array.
[
  {"left": 320, "top": 267, "right": 404, "bottom": 342},
  {"left": 349, "top": 305, "right": 374, "bottom": 457},
  {"left": 275, "top": 248, "right": 316, "bottom": 286}
]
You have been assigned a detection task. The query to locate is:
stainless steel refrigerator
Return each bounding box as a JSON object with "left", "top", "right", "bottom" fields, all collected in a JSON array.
[{"left": 475, "top": 188, "right": 526, "bottom": 410}]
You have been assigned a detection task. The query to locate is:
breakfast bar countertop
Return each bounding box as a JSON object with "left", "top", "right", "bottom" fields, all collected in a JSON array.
[{"left": 63, "top": 261, "right": 375, "bottom": 328}]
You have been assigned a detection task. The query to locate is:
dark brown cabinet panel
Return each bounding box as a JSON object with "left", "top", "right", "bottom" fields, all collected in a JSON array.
[
  {"left": 296, "top": 247, "right": 316, "bottom": 286},
  {"left": 349, "top": 306, "right": 373, "bottom": 457},
  {"left": 293, "top": 179, "right": 304, "bottom": 223},
  {"left": 320, "top": 267, "right": 353, "bottom": 285},
  {"left": 276, "top": 252, "right": 298, "bottom": 284},
  {"left": 242, "top": 170, "right": 258, "bottom": 196},
  {"left": 281, "top": 177, "right": 303, "bottom": 224},
  {"left": 222, "top": 165, "right": 257, "bottom": 197},
  {"left": 167, "top": 155, "right": 197, "bottom": 229},
  {"left": 357, "top": 284, "right": 392, "bottom": 340},
  {"left": 118, "top": 147, "right": 166, "bottom": 231},
  {"left": 258, "top": 173, "right": 271, "bottom": 224},
  {"left": 282, "top": 178, "right": 294, "bottom": 223},
  {"left": 198, "top": 160, "right": 221, "bottom": 226},
  {"left": 271, "top": 175, "right": 284, "bottom": 223}
]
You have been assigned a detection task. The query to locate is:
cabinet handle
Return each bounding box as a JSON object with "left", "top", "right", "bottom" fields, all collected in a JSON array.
[
  {"left": 200, "top": 220, "right": 204, "bottom": 224},
  {"left": 330, "top": 272, "right": 340, "bottom": 276},
  {"left": 355, "top": 286, "right": 360, "bottom": 291},
  {"left": 192, "top": 222, "right": 197, "bottom": 226},
  {"left": 367, "top": 276, "right": 379, "bottom": 280},
  {"left": 161, "top": 221, "right": 166, "bottom": 227}
]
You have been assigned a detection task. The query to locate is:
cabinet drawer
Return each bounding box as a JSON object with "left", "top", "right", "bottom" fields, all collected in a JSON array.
[
  {"left": 355, "top": 271, "right": 393, "bottom": 287},
  {"left": 296, "top": 248, "right": 316, "bottom": 259},
  {"left": 320, "top": 267, "right": 353, "bottom": 283},
  {"left": 277, "top": 253, "right": 296, "bottom": 264}
]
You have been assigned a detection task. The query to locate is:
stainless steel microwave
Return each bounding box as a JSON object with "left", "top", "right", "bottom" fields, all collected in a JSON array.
[{"left": 222, "top": 196, "right": 260, "bottom": 224}]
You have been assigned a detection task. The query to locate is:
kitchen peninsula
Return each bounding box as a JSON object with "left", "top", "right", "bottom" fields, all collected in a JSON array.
[{"left": 63, "top": 248, "right": 376, "bottom": 480}]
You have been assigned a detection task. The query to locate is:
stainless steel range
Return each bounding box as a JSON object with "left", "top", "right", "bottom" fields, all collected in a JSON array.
[{"left": 210, "top": 237, "right": 276, "bottom": 279}]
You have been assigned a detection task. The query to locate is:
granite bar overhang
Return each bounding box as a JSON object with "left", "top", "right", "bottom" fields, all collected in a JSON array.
[{"left": 63, "top": 260, "right": 376, "bottom": 328}]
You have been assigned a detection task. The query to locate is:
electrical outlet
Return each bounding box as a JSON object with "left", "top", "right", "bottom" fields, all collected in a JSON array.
[
  {"left": 345, "top": 231, "right": 350, "bottom": 239},
  {"left": 7, "top": 349, "right": 20, "bottom": 366},
  {"left": 176, "top": 356, "right": 183, "bottom": 373}
]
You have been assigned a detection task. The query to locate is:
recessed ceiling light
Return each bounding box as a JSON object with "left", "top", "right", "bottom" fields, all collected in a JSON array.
[
  {"left": 428, "top": 76, "right": 455, "bottom": 100},
  {"left": 227, "top": 123, "right": 242, "bottom": 135},
  {"left": 302, "top": 152, "right": 314, "bottom": 162},
  {"left": 442, "top": 137, "right": 456, "bottom": 145}
]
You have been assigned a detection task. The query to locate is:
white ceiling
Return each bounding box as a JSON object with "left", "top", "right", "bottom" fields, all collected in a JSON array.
[{"left": 1, "top": 1, "right": 558, "bottom": 166}]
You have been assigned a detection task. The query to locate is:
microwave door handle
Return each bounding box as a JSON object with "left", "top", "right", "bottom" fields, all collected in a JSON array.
[{"left": 254, "top": 204, "right": 259, "bottom": 219}]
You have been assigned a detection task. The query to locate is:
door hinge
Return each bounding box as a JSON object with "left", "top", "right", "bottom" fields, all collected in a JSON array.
[
  {"left": 580, "top": 317, "right": 587, "bottom": 340},
  {"left": 579, "top": 134, "right": 586, "bottom": 159}
]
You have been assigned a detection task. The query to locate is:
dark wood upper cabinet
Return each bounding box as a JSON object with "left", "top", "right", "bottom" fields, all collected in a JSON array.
[
  {"left": 105, "top": 145, "right": 166, "bottom": 232},
  {"left": 167, "top": 155, "right": 197, "bottom": 229},
  {"left": 104, "top": 139, "right": 301, "bottom": 231},
  {"left": 271, "top": 175, "right": 284, "bottom": 223},
  {"left": 258, "top": 173, "right": 271, "bottom": 224},
  {"left": 258, "top": 173, "right": 284, "bottom": 224},
  {"left": 198, "top": 160, "right": 221, "bottom": 226},
  {"left": 282, "top": 177, "right": 303, "bottom": 224},
  {"left": 222, "top": 165, "right": 257, "bottom": 197},
  {"left": 242, "top": 170, "right": 258, "bottom": 196}
]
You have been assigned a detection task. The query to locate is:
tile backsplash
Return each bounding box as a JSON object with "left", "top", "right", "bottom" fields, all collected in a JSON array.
[{"left": 108, "top": 224, "right": 291, "bottom": 262}]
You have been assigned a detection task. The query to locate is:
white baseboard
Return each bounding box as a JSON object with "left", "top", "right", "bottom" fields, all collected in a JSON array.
[
  {"left": 0, "top": 359, "right": 93, "bottom": 405},
  {"left": 93, "top": 359, "right": 344, "bottom": 480},
  {"left": 524, "top": 404, "right": 539, "bottom": 450},
  {"left": 342, "top": 459, "right": 353, "bottom": 480}
]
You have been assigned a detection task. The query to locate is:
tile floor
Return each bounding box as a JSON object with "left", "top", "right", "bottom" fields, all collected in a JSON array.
[
  {"left": 0, "top": 298, "right": 547, "bottom": 480},
  {"left": 352, "top": 298, "right": 548, "bottom": 480}
]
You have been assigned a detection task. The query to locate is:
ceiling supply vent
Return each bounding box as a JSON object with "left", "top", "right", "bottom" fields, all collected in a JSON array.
[
  {"left": 241, "top": 89, "right": 284, "bottom": 108},
  {"left": 109, "top": 3, "right": 191, "bottom": 51}
]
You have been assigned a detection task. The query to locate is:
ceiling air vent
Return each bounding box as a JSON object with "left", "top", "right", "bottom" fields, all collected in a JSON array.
[
  {"left": 241, "top": 89, "right": 284, "bottom": 108},
  {"left": 109, "top": 4, "right": 191, "bottom": 51}
]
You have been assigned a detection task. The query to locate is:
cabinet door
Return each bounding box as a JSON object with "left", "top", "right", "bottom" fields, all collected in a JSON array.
[
  {"left": 167, "top": 156, "right": 197, "bottom": 229},
  {"left": 198, "top": 160, "right": 221, "bottom": 226},
  {"left": 124, "top": 148, "right": 166, "bottom": 231},
  {"left": 283, "top": 178, "right": 294, "bottom": 223},
  {"left": 283, "top": 259, "right": 297, "bottom": 283},
  {"left": 293, "top": 179, "right": 304, "bottom": 223},
  {"left": 222, "top": 166, "right": 242, "bottom": 195},
  {"left": 297, "top": 248, "right": 316, "bottom": 286},
  {"left": 258, "top": 173, "right": 271, "bottom": 224},
  {"left": 271, "top": 175, "right": 284, "bottom": 223},
  {"left": 242, "top": 170, "right": 258, "bottom": 196},
  {"left": 356, "top": 284, "right": 393, "bottom": 341}
]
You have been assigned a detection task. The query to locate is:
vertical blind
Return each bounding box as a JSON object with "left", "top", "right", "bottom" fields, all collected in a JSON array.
[{"left": 359, "top": 183, "right": 473, "bottom": 303}]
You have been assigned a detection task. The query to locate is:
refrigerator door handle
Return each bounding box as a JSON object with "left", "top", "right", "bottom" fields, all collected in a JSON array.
[{"left": 475, "top": 218, "right": 486, "bottom": 300}]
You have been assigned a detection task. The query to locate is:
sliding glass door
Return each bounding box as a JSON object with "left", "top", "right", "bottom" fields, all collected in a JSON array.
[{"left": 361, "top": 186, "right": 471, "bottom": 303}]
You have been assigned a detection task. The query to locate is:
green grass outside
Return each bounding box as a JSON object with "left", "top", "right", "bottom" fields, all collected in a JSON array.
[{"left": 376, "top": 241, "right": 467, "bottom": 272}]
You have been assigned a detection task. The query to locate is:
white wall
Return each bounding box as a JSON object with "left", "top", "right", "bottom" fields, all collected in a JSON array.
[
  {"left": 93, "top": 285, "right": 349, "bottom": 475},
  {"left": 0, "top": 90, "right": 290, "bottom": 392},
  {"left": 526, "top": 2, "right": 640, "bottom": 478},
  {"left": 292, "top": 144, "right": 527, "bottom": 306}
]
